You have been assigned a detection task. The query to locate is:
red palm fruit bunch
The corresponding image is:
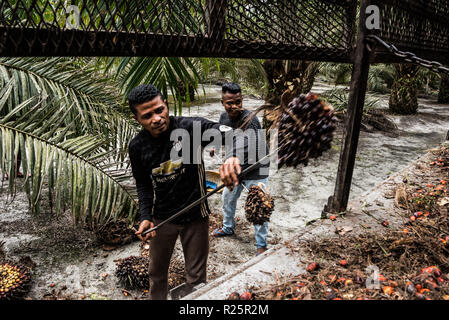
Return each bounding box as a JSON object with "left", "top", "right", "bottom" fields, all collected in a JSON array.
[
  {"left": 244, "top": 185, "right": 274, "bottom": 225},
  {"left": 115, "top": 256, "right": 150, "bottom": 289},
  {"left": 0, "top": 262, "right": 32, "bottom": 300},
  {"left": 276, "top": 92, "right": 336, "bottom": 168}
]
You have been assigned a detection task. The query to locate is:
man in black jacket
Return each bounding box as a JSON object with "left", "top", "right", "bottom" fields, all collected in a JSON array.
[{"left": 128, "top": 84, "right": 242, "bottom": 300}]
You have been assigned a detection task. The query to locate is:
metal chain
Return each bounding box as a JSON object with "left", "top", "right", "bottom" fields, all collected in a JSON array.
[{"left": 366, "top": 35, "right": 449, "bottom": 75}]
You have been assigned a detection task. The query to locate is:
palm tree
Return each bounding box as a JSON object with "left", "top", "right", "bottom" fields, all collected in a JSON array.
[
  {"left": 107, "top": 56, "right": 204, "bottom": 115},
  {"left": 0, "top": 57, "right": 139, "bottom": 229}
]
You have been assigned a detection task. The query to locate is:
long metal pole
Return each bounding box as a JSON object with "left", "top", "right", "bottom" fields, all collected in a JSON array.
[{"left": 142, "top": 148, "right": 278, "bottom": 236}]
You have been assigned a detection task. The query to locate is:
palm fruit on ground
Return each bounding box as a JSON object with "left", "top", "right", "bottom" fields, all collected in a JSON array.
[
  {"left": 96, "top": 219, "right": 139, "bottom": 247},
  {"left": 244, "top": 185, "right": 275, "bottom": 225},
  {"left": 0, "top": 262, "right": 32, "bottom": 300},
  {"left": 168, "top": 257, "right": 186, "bottom": 290},
  {"left": 115, "top": 256, "right": 149, "bottom": 289},
  {"left": 277, "top": 91, "right": 336, "bottom": 168}
]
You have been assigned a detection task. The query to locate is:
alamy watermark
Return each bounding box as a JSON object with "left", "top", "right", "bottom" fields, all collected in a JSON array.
[
  {"left": 366, "top": 5, "right": 380, "bottom": 30},
  {"left": 46, "top": 3, "right": 380, "bottom": 32},
  {"left": 46, "top": 1, "right": 80, "bottom": 30}
]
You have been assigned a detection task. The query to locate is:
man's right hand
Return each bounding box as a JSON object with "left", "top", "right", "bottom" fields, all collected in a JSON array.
[
  {"left": 135, "top": 220, "right": 156, "bottom": 241},
  {"left": 219, "top": 156, "right": 241, "bottom": 191}
]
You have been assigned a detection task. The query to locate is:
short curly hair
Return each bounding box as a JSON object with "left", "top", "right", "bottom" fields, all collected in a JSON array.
[
  {"left": 128, "top": 84, "right": 165, "bottom": 115},
  {"left": 222, "top": 82, "right": 241, "bottom": 95}
]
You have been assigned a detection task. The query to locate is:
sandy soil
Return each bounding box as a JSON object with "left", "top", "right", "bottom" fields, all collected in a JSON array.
[{"left": 1, "top": 84, "right": 449, "bottom": 300}]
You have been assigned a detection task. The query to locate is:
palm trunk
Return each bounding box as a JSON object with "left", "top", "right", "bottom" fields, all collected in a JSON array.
[
  {"left": 388, "top": 64, "right": 419, "bottom": 114},
  {"left": 438, "top": 74, "right": 449, "bottom": 103},
  {"left": 262, "top": 59, "right": 320, "bottom": 128}
]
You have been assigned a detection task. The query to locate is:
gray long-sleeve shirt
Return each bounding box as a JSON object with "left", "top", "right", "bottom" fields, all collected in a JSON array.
[{"left": 219, "top": 109, "right": 270, "bottom": 180}]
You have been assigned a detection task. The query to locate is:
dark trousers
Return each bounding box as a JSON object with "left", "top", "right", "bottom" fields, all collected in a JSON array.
[{"left": 148, "top": 217, "right": 209, "bottom": 300}]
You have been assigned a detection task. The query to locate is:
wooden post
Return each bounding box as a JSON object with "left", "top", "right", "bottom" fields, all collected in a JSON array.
[{"left": 323, "top": 0, "right": 372, "bottom": 216}]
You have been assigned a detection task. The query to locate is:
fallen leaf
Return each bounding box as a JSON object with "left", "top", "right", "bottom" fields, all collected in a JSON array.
[
  {"left": 438, "top": 197, "right": 449, "bottom": 206},
  {"left": 335, "top": 226, "right": 353, "bottom": 235}
]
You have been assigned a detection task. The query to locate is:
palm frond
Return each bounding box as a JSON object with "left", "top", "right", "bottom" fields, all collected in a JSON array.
[
  {"left": 0, "top": 57, "right": 141, "bottom": 228},
  {"left": 0, "top": 57, "right": 124, "bottom": 136},
  {"left": 0, "top": 57, "right": 139, "bottom": 162},
  {"left": 115, "top": 56, "right": 201, "bottom": 115}
]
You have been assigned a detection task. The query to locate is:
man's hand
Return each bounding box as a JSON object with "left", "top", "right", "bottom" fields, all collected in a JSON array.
[
  {"left": 135, "top": 220, "right": 156, "bottom": 241},
  {"left": 219, "top": 157, "right": 241, "bottom": 191}
]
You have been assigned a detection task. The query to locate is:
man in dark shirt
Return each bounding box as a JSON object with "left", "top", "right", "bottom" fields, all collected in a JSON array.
[
  {"left": 128, "top": 84, "right": 242, "bottom": 300},
  {"left": 211, "top": 83, "right": 271, "bottom": 256}
]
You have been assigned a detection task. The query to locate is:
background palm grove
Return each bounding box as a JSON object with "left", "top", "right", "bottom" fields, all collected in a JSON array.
[
  {"left": 2, "top": 0, "right": 449, "bottom": 303},
  {"left": 0, "top": 58, "right": 447, "bottom": 230}
]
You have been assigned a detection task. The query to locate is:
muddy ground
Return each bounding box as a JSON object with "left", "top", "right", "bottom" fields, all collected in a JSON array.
[{"left": 1, "top": 83, "right": 449, "bottom": 300}]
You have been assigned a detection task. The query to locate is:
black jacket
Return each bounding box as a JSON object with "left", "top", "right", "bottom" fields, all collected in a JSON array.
[
  {"left": 129, "top": 116, "right": 242, "bottom": 224},
  {"left": 219, "top": 109, "right": 270, "bottom": 180}
]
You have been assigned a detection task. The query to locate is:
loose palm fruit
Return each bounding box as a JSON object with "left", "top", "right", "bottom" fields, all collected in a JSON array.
[
  {"left": 240, "top": 292, "right": 252, "bottom": 300},
  {"left": 0, "top": 262, "right": 31, "bottom": 300},
  {"left": 244, "top": 185, "right": 274, "bottom": 225},
  {"left": 306, "top": 262, "right": 319, "bottom": 272}
]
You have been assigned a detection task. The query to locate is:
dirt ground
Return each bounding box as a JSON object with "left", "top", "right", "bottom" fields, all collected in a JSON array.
[{"left": 242, "top": 144, "right": 449, "bottom": 300}]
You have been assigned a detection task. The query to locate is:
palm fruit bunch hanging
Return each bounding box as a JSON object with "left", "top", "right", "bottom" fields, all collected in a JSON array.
[
  {"left": 277, "top": 91, "right": 336, "bottom": 168},
  {"left": 0, "top": 262, "right": 32, "bottom": 300},
  {"left": 244, "top": 185, "right": 274, "bottom": 225},
  {"left": 115, "top": 256, "right": 149, "bottom": 289}
]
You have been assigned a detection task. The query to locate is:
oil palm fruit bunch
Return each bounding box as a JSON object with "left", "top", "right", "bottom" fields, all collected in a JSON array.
[
  {"left": 168, "top": 258, "right": 186, "bottom": 290},
  {"left": 0, "top": 262, "right": 31, "bottom": 300},
  {"left": 244, "top": 185, "right": 274, "bottom": 225},
  {"left": 277, "top": 91, "right": 336, "bottom": 168},
  {"left": 140, "top": 241, "right": 150, "bottom": 259},
  {"left": 115, "top": 256, "right": 149, "bottom": 289}
]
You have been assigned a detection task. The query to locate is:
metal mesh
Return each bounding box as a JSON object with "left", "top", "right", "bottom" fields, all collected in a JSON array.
[
  {"left": 0, "top": 0, "right": 447, "bottom": 65},
  {"left": 223, "top": 0, "right": 356, "bottom": 61},
  {"left": 0, "top": 0, "right": 356, "bottom": 61},
  {"left": 371, "top": 0, "right": 449, "bottom": 64}
]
